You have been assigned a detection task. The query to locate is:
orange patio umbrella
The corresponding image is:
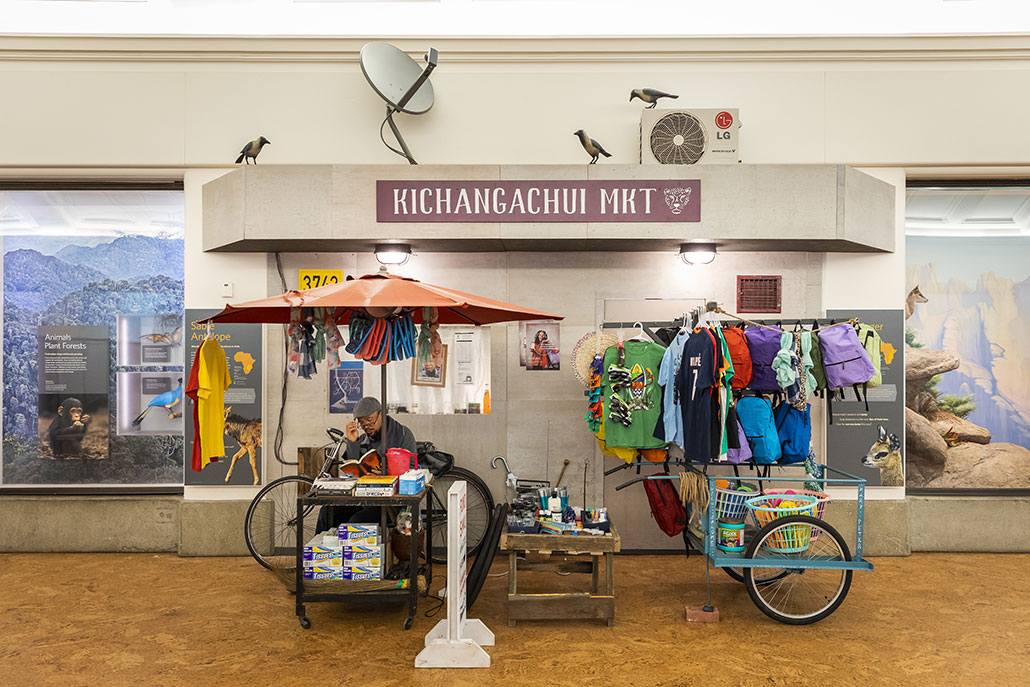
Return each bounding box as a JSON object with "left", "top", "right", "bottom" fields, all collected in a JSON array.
[{"left": 200, "top": 270, "right": 563, "bottom": 459}]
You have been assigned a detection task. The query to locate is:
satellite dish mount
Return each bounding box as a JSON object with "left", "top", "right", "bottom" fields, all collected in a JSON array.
[{"left": 360, "top": 43, "right": 438, "bottom": 165}]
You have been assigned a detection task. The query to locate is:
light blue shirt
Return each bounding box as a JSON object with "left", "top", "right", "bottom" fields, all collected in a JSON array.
[{"left": 658, "top": 330, "right": 689, "bottom": 448}]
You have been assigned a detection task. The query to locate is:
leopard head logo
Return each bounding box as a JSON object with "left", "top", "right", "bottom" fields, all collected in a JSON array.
[{"left": 663, "top": 187, "right": 692, "bottom": 215}]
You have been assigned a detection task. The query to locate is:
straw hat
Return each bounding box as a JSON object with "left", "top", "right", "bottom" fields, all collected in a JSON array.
[{"left": 571, "top": 330, "right": 619, "bottom": 386}]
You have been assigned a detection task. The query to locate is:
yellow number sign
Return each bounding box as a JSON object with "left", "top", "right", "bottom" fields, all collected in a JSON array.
[{"left": 298, "top": 269, "right": 343, "bottom": 290}]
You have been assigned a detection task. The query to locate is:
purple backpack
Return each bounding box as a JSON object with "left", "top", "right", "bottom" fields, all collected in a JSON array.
[
  {"left": 745, "top": 327, "right": 782, "bottom": 391},
  {"left": 819, "top": 324, "right": 876, "bottom": 422},
  {"left": 726, "top": 418, "right": 753, "bottom": 464},
  {"left": 818, "top": 324, "right": 875, "bottom": 391}
]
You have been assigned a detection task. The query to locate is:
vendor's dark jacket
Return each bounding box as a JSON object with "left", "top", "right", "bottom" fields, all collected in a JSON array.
[{"left": 345, "top": 416, "right": 416, "bottom": 461}]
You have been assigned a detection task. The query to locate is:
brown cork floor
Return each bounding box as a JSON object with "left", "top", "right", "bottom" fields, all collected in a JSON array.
[{"left": 1, "top": 552, "right": 1028, "bottom": 686}]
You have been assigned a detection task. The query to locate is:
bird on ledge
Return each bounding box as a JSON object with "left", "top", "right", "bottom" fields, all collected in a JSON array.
[
  {"left": 235, "top": 136, "right": 270, "bottom": 164},
  {"left": 574, "top": 129, "right": 612, "bottom": 164},
  {"left": 629, "top": 88, "right": 679, "bottom": 109}
]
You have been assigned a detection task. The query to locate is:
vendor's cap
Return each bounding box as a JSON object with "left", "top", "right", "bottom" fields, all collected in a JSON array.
[{"left": 353, "top": 397, "right": 382, "bottom": 419}]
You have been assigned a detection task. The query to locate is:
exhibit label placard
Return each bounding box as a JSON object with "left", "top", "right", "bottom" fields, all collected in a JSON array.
[
  {"left": 378, "top": 179, "right": 701, "bottom": 223},
  {"left": 37, "top": 325, "right": 110, "bottom": 461},
  {"left": 184, "top": 309, "right": 263, "bottom": 486},
  {"left": 825, "top": 309, "right": 905, "bottom": 487}
]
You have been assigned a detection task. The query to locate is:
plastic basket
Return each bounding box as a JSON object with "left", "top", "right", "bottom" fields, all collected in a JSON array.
[
  {"left": 762, "top": 488, "right": 831, "bottom": 541},
  {"left": 713, "top": 482, "right": 759, "bottom": 522},
  {"left": 744, "top": 494, "right": 819, "bottom": 553}
]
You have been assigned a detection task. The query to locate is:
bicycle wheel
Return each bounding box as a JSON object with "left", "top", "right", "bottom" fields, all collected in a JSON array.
[
  {"left": 245, "top": 475, "right": 316, "bottom": 571},
  {"left": 722, "top": 565, "right": 790, "bottom": 585},
  {"left": 743, "top": 515, "right": 853, "bottom": 625},
  {"left": 424, "top": 466, "right": 494, "bottom": 564}
]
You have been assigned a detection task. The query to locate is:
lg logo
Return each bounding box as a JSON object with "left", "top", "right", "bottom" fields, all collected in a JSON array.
[{"left": 715, "top": 111, "right": 733, "bottom": 140}]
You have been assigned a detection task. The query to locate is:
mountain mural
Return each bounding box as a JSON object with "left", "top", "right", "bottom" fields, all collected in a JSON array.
[
  {"left": 907, "top": 262, "right": 1030, "bottom": 449},
  {"left": 56, "top": 234, "right": 184, "bottom": 281},
  {"left": 3, "top": 249, "right": 108, "bottom": 312}
]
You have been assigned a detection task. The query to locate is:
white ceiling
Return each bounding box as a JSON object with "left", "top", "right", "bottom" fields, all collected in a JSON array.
[
  {"left": 906, "top": 188, "right": 1030, "bottom": 237},
  {"left": 0, "top": 190, "right": 184, "bottom": 237},
  {"left": 3, "top": 0, "right": 1026, "bottom": 38}
]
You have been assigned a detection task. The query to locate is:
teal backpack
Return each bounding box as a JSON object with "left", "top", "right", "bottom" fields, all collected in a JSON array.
[{"left": 735, "top": 396, "right": 782, "bottom": 465}]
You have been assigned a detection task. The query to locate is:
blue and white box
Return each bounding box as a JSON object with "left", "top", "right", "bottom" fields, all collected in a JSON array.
[
  {"left": 303, "top": 566, "right": 342, "bottom": 581},
  {"left": 399, "top": 470, "right": 426, "bottom": 495},
  {"left": 337, "top": 524, "right": 379, "bottom": 540}
]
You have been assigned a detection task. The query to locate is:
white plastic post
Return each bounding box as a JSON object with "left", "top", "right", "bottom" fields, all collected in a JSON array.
[{"left": 415, "top": 480, "right": 494, "bottom": 668}]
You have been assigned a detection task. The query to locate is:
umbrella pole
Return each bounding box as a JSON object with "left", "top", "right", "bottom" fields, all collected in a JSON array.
[{"left": 380, "top": 362, "right": 388, "bottom": 468}]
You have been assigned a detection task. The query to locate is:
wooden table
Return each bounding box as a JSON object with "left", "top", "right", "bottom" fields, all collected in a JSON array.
[{"left": 500, "top": 525, "right": 620, "bottom": 627}]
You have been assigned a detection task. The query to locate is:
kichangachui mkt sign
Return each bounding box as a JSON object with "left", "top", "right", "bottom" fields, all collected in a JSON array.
[{"left": 377, "top": 179, "right": 701, "bottom": 223}]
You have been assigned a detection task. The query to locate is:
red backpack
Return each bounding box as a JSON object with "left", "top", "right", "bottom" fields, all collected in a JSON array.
[
  {"left": 643, "top": 473, "right": 686, "bottom": 537},
  {"left": 722, "top": 327, "right": 753, "bottom": 390}
]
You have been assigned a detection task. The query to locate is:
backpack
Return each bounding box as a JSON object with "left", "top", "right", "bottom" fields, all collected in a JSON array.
[
  {"left": 774, "top": 402, "right": 811, "bottom": 464},
  {"left": 809, "top": 326, "right": 828, "bottom": 392},
  {"left": 725, "top": 416, "right": 753, "bottom": 465},
  {"left": 745, "top": 327, "right": 782, "bottom": 392},
  {"left": 856, "top": 323, "right": 883, "bottom": 389},
  {"left": 819, "top": 323, "right": 876, "bottom": 421},
  {"left": 735, "top": 396, "right": 782, "bottom": 464},
  {"left": 643, "top": 473, "right": 686, "bottom": 537},
  {"left": 722, "top": 327, "right": 752, "bottom": 390}
]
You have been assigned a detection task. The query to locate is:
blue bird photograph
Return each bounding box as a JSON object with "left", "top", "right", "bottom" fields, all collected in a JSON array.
[{"left": 132, "top": 378, "right": 183, "bottom": 427}]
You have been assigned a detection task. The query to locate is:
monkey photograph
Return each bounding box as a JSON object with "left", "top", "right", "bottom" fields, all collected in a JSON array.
[{"left": 39, "top": 394, "right": 109, "bottom": 460}]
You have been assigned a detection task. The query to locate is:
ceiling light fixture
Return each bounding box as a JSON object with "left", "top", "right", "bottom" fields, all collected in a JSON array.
[
  {"left": 679, "top": 242, "right": 717, "bottom": 265},
  {"left": 374, "top": 243, "right": 412, "bottom": 266}
]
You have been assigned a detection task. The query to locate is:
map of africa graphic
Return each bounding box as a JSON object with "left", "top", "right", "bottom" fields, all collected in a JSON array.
[{"left": 234, "top": 351, "right": 256, "bottom": 374}]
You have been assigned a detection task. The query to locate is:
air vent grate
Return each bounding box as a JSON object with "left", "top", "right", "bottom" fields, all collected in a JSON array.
[
  {"left": 649, "top": 112, "right": 706, "bottom": 165},
  {"left": 737, "top": 275, "right": 782, "bottom": 313}
]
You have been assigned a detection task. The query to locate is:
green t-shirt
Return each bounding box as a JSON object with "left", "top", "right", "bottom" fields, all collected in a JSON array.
[{"left": 601, "top": 340, "right": 667, "bottom": 449}]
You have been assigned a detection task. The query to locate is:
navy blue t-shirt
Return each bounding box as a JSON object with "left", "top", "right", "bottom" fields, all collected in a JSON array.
[{"left": 677, "top": 329, "right": 717, "bottom": 461}]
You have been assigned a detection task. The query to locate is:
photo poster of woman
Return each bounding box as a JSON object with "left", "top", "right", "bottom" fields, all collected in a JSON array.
[{"left": 524, "top": 321, "right": 560, "bottom": 371}]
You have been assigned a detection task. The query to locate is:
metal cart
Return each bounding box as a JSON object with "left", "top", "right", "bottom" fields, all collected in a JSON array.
[
  {"left": 625, "top": 464, "right": 873, "bottom": 625},
  {"left": 295, "top": 487, "right": 433, "bottom": 630}
]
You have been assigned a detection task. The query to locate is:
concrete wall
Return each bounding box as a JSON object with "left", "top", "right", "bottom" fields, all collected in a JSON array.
[{"left": 1, "top": 34, "right": 1029, "bottom": 554}]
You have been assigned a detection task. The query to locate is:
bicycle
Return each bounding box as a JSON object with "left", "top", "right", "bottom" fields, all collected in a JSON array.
[{"left": 243, "top": 427, "right": 494, "bottom": 571}]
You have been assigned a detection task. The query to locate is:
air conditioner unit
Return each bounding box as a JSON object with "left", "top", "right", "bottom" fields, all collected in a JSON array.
[{"left": 640, "top": 108, "right": 740, "bottom": 165}]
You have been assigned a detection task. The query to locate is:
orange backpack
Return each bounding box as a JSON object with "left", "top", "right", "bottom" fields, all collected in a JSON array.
[{"left": 722, "top": 327, "right": 753, "bottom": 390}]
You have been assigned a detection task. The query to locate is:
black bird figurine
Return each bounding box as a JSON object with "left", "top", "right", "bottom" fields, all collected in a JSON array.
[
  {"left": 235, "top": 136, "right": 270, "bottom": 164},
  {"left": 574, "top": 129, "right": 612, "bottom": 164},
  {"left": 629, "top": 88, "right": 679, "bottom": 109}
]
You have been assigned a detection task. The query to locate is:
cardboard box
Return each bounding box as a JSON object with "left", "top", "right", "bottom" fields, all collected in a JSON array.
[
  {"left": 398, "top": 470, "right": 425, "bottom": 495},
  {"left": 339, "top": 535, "right": 379, "bottom": 548},
  {"left": 303, "top": 535, "right": 343, "bottom": 562},
  {"left": 341, "top": 564, "right": 382, "bottom": 581},
  {"left": 342, "top": 556, "right": 382, "bottom": 569},
  {"left": 337, "top": 524, "right": 379, "bottom": 540},
  {"left": 302, "top": 555, "right": 342, "bottom": 568},
  {"left": 303, "top": 566, "right": 342, "bottom": 581},
  {"left": 340, "top": 544, "right": 383, "bottom": 560}
]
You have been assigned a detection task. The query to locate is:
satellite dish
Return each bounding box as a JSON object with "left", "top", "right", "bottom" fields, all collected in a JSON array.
[{"left": 360, "top": 42, "right": 438, "bottom": 165}]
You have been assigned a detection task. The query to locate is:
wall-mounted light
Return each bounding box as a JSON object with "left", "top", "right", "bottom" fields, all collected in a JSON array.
[
  {"left": 679, "top": 242, "right": 717, "bottom": 265},
  {"left": 374, "top": 243, "right": 412, "bottom": 266}
]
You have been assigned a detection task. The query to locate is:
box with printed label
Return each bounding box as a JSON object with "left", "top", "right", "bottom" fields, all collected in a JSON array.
[
  {"left": 342, "top": 556, "right": 382, "bottom": 569},
  {"left": 303, "top": 536, "right": 343, "bottom": 562},
  {"left": 302, "top": 555, "right": 342, "bottom": 568},
  {"left": 337, "top": 524, "right": 379, "bottom": 540},
  {"left": 341, "top": 564, "right": 382, "bottom": 581},
  {"left": 354, "top": 475, "right": 397, "bottom": 497},
  {"left": 340, "top": 543, "right": 382, "bottom": 558},
  {"left": 338, "top": 535, "right": 378, "bottom": 548},
  {"left": 303, "top": 566, "right": 343, "bottom": 581},
  {"left": 398, "top": 470, "right": 426, "bottom": 495}
]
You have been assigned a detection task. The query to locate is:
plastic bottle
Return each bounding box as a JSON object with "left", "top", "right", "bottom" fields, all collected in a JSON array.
[{"left": 482, "top": 386, "right": 491, "bottom": 415}]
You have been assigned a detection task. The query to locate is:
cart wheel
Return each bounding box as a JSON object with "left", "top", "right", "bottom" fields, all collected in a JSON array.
[
  {"left": 722, "top": 564, "right": 791, "bottom": 585},
  {"left": 403, "top": 616, "right": 413, "bottom": 630},
  {"left": 743, "top": 515, "right": 853, "bottom": 625},
  {"left": 299, "top": 617, "right": 312, "bottom": 630}
]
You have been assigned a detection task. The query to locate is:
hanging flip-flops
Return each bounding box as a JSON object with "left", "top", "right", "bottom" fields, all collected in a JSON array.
[{"left": 351, "top": 309, "right": 418, "bottom": 365}]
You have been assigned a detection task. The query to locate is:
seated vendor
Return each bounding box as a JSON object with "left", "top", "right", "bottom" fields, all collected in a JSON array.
[{"left": 315, "top": 396, "right": 416, "bottom": 532}]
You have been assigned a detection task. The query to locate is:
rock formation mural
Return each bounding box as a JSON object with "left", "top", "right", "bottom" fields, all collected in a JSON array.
[{"left": 906, "top": 236, "right": 1030, "bottom": 488}]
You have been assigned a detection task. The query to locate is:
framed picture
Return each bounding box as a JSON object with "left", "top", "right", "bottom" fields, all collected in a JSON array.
[{"left": 411, "top": 344, "right": 448, "bottom": 387}]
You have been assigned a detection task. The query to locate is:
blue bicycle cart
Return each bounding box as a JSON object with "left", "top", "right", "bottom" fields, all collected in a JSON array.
[{"left": 632, "top": 464, "right": 874, "bottom": 625}]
